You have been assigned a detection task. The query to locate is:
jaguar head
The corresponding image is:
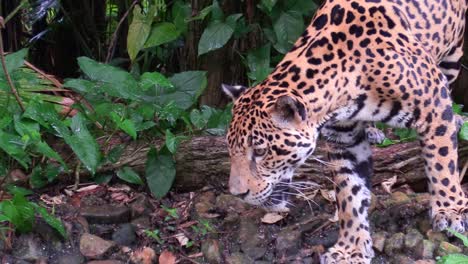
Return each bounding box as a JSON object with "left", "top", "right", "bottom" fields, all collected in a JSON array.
[{"left": 222, "top": 84, "right": 318, "bottom": 211}]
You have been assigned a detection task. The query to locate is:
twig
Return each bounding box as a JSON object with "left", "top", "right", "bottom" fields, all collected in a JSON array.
[
  {"left": 460, "top": 160, "right": 468, "bottom": 182},
  {"left": 105, "top": 0, "right": 139, "bottom": 63},
  {"left": 0, "top": 17, "right": 25, "bottom": 112},
  {"left": 73, "top": 161, "right": 81, "bottom": 191},
  {"left": 24, "top": 61, "right": 63, "bottom": 88}
]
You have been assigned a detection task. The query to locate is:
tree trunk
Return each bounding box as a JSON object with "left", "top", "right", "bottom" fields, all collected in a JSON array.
[{"left": 87, "top": 137, "right": 468, "bottom": 192}]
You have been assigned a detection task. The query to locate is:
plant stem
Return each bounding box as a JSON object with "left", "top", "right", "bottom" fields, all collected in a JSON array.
[
  {"left": 4, "top": 0, "right": 27, "bottom": 24},
  {"left": 106, "top": 0, "right": 139, "bottom": 63},
  {"left": 0, "top": 17, "right": 25, "bottom": 112}
]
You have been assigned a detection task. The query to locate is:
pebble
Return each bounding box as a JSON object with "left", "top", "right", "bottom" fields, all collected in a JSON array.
[
  {"left": 389, "top": 192, "right": 411, "bottom": 206},
  {"left": 131, "top": 216, "right": 151, "bottom": 229},
  {"left": 384, "top": 232, "right": 405, "bottom": 255},
  {"left": 372, "top": 232, "right": 387, "bottom": 252},
  {"left": 390, "top": 254, "right": 414, "bottom": 264},
  {"left": 415, "top": 239, "right": 435, "bottom": 259},
  {"left": 202, "top": 239, "right": 223, "bottom": 264},
  {"left": 426, "top": 229, "right": 448, "bottom": 243},
  {"left": 87, "top": 260, "right": 125, "bottom": 264},
  {"left": 238, "top": 218, "right": 267, "bottom": 260},
  {"left": 80, "top": 205, "right": 131, "bottom": 224},
  {"left": 56, "top": 251, "right": 85, "bottom": 264},
  {"left": 79, "top": 233, "right": 115, "bottom": 258},
  {"left": 436, "top": 241, "right": 462, "bottom": 256},
  {"left": 12, "top": 234, "right": 46, "bottom": 261},
  {"left": 225, "top": 253, "right": 254, "bottom": 264},
  {"left": 404, "top": 229, "right": 423, "bottom": 251},
  {"left": 276, "top": 229, "right": 302, "bottom": 257},
  {"left": 112, "top": 224, "right": 136, "bottom": 246}
]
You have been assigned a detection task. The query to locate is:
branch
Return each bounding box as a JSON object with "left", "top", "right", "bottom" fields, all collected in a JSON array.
[
  {"left": 105, "top": 0, "right": 139, "bottom": 63},
  {"left": 0, "top": 17, "right": 25, "bottom": 112}
]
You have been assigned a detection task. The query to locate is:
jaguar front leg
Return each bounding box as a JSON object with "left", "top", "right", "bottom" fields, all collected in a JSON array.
[
  {"left": 321, "top": 125, "right": 374, "bottom": 264},
  {"left": 418, "top": 103, "right": 468, "bottom": 233}
]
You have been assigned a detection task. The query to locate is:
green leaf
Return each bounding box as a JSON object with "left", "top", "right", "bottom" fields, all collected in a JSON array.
[
  {"left": 63, "top": 79, "right": 98, "bottom": 95},
  {"left": 377, "top": 138, "right": 397, "bottom": 148},
  {"left": 453, "top": 103, "right": 463, "bottom": 114},
  {"left": 120, "top": 119, "right": 137, "bottom": 140},
  {"left": 186, "top": 5, "right": 212, "bottom": 22},
  {"left": 144, "top": 22, "right": 180, "bottom": 48},
  {"left": 77, "top": 57, "right": 139, "bottom": 100},
  {"left": 198, "top": 21, "right": 234, "bottom": 55},
  {"left": 56, "top": 114, "right": 101, "bottom": 174},
  {"left": 5, "top": 185, "right": 33, "bottom": 196},
  {"left": 156, "top": 71, "right": 207, "bottom": 110},
  {"left": 33, "top": 203, "right": 67, "bottom": 238},
  {"left": 210, "top": 0, "right": 224, "bottom": 21},
  {"left": 145, "top": 148, "right": 176, "bottom": 198},
  {"left": 190, "top": 109, "right": 207, "bottom": 129},
  {"left": 127, "top": 5, "right": 152, "bottom": 61},
  {"left": 225, "top": 14, "right": 242, "bottom": 29},
  {"left": 273, "top": 11, "right": 304, "bottom": 53},
  {"left": 459, "top": 122, "right": 468, "bottom": 141},
  {"left": 34, "top": 141, "right": 67, "bottom": 168},
  {"left": 30, "top": 166, "right": 47, "bottom": 189},
  {"left": 0, "top": 49, "right": 28, "bottom": 76},
  {"left": 247, "top": 44, "right": 273, "bottom": 82},
  {"left": 117, "top": 167, "right": 143, "bottom": 185},
  {"left": 437, "top": 254, "right": 468, "bottom": 264},
  {"left": 106, "top": 145, "right": 125, "bottom": 163},
  {"left": 261, "top": 0, "right": 278, "bottom": 12},
  {"left": 139, "top": 72, "right": 174, "bottom": 91},
  {"left": 172, "top": 0, "right": 190, "bottom": 33},
  {"left": 0, "top": 130, "right": 30, "bottom": 168},
  {"left": 165, "top": 130, "right": 186, "bottom": 154},
  {"left": 446, "top": 227, "right": 468, "bottom": 247}
]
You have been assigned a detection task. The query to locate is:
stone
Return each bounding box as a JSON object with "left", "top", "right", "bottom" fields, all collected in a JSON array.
[
  {"left": 131, "top": 216, "right": 151, "bottom": 229},
  {"left": 436, "top": 241, "right": 462, "bottom": 256},
  {"left": 112, "top": 224, "right": 136, "bottom": 246},
  {"left": 384, "top": 232, "right": 405, "bottom": 255},
  {"left": 404, "top": 229, "right": 424, "bottom": 251},
  {"left": 276, "top": 229, "right": 302, "bottom": 257},
  {"left": 80, "top": 205, "right": 131, "bottom": 224},
  {"left": 56, "top": 251, "right": 85, "bottom": 264},
  {"left": 79, "top": 233, "right": 115, "bottom": 258},
  {"left": 238, "top": 218, "right": 267, "bottom": 260},
  {"left": 386, "top": 192, "right": 411, "bottom": 207},
  {"left": 230, "top": 253, "right": 254, "bottom": 264},
  {"left": 372, "top": 232, "right": 386, "bottom": 252},
  {"left": 12, "top": 234, "right": 46, "bottom": 261},
  {"left": 216, "top": 194, "right": 249, "bottom": 212},
  {"left": 225, "top": 252, "right": 254, "bottom": 264},
  {"left": 87, "top": 261, "right": 125, "bottom": 264},
  {"left": 414, "top": 260, "right": 436, "bottom": 264},
  {"left": 390, "top": 254, "right": 414, "bottom": 264},
  {"left": 128, "top": 194, "right": 150, "bottom": 217},
  {"left": 417, "top": 218, "right": 432, "bottom": 234},
  {"left": 202, "top": 239, "right": 222, "bottom": 264},
  {"left": 426, "top": 230, "right": 448, "bottom": 243},
  {"left": 415, "top": 239, "right": 435, "bottom": 259}
]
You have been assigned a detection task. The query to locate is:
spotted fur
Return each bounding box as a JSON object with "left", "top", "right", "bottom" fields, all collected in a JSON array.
[{"left": 222, "top": 0, "right": 468, "bottom": 263}]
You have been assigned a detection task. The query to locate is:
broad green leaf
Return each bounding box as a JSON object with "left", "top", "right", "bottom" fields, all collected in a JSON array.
[
  {"left": 225, "top": 14, "right": 243, "bottom": 29},
  {"left": 437, "top": 254, "right": 468, "bottom": 264},
  {"left": 446, "top": 227, "right": 468, "bottom": 247},
  {"left": 460, "top": 122, "right": 468, "bottom": 141},
  {"left": 34, "top": 141, "right": 67, "bottom": 168},
  {"left": 77, "top": 57, "right": 139, "bottom": 100},
  {"left": 377, "top": 138, "right": 396, "bottom": 148},
  {"left": 273, "top": 11, "right": 304, "bottom": 53},
  {"left": 117, "top": 167, "right": 143, "bottom": 185},
  {"left": 247, "top": 44, "right": 273, "bottom": 81},
  {"left": 393, "top": 128, "right": 417, "bottom": 142},
  {"left": 210, "top": 0, "right": 224, "bottom": 21},
  {"left": 190, "top": 109, "right": 207, "bottom": 129},
  {"left": 0, "top": 130, "right": 30, "bottom": 168},
  {"left": 172, "top": 0, "right": 190, "bottom": 32},
  {"left": 24, "top": 99, "right": 60, "bottom": 128},
  {"left": 287, "top": 0, "right": 318, "bottom": 15},
  {"left": 0, "top": 49, "right": 28, "bottom": 76},
  {"left": 30, "top": 166, "right": 47, "bottom": 189},
  {"left": 165, "top": 130, "right": 187, "bottom": 154},
  {"left": 5, "top": 185, "right": 33, "bottom": 196},
  {"left": 261, "top": 0, "right": 278, "bottom": 12},
  {"left": 139, "top": 72, "right": 174, "bottom": 91},
  {"left": 145, "top": 148, "right": 176, "bottom": 198},
  {"left": 198, "top": 21, "right": 234, "bottom": 55},
  {"left": 56, "top": 114, "right": 101, "bottom": 174},
  {"left": 452, "top": 103, "right": 463, "bottom": 114},
  {"left": 144, "top": 22, "right": 180, "bottom": 48},
  {"left": 33, "top": 203, "right": 67, "bottom": 238},
  {"left": 107, "top": 145, "right": 125, "bottom": 163},
  {"left": 186, "top": 5, "right": 212, "bottom": 22},
  {"left": 63, "top": 79, "right": 98, "bottom": 95},
  {"left": 127, "top": 5, "right": 152, "bottom": 61},
  {"left": 119, "top": 119, "right": 137, "bottom": 140},
  {"left": 14, "top": 117, "right": 41, "bottom": 142}
]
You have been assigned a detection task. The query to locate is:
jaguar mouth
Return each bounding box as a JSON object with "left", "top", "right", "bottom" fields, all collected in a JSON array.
[{"left": 262, "top": 180, "right": 292, "bottom": 212}]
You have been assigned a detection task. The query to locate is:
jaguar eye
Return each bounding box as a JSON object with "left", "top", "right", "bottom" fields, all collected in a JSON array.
[{"left": 253, "top": 148, "right": 267, "bottom": 157}]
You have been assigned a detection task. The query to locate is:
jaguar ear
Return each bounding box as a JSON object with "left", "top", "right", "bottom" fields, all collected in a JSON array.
[
  {"left": 271, "top": 95, "right": 307, "bottom": 126},
  {"left": 221, "top": 84, "right": 248, "bottom": 101}
]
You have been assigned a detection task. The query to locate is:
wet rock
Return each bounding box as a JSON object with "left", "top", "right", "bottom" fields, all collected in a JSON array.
[
  {"left": 436, "top": 241, "right": 462, "bottom": 256},
  {"left": 404, "top": 229, "right": 424, "bottom": 251},
  {"left": 390, "top": 254, "right": 414, "bottom": 264},
  {"left": 216, "top": 194, "right": 249, "bottom": 212},
  {"left": 238, "top": 218, "right": 267, "bottom": 260},
  {"left": 80, "top": 233, "right": 115, "bottom": 258},
  {"left": 384, "top": 232, "right": 405, "bottom": 255},
  {"left": 225, "top": 253, "right": 254, "bottom": 264},
  {"left": 81, "top": 205, "right": 131, "bottom": 224},
  {"left": 385, "top": 192, "right": 411, "bottom": 207},
  {"left": 415, "top": 239, "right": 435, "bottom": 259},
  {"left": 13, "top": 234, "right": 46, "bottom": 261},
  {"left": 131, "top": 216, "right": 151, "bottom": 230},
  {"left": 56, "top": 251, "right": 85, "bottom": 264},
  {"left": 202, "top": 239, "right": 222, "bottom": 264},
  {"left": 88, "top": 261, "right": 125, "bottom": 264},
  {"left": 372, "top": 232, "right": 386, "bottom": 253},
  {"left": 276, "top": 229, "right": 302, "bottom": 257},
  {"left": 417, "top": 218, "right": 432, "bottom": 234},
  {"left": 414, "top": 260, "right": 436, "bottom": 264},
  {"left": 112, "top": 224, "right": 136, "bottom": 246},
  {"left": 426, "top": 230, "right": 448, "bottom": 244}
]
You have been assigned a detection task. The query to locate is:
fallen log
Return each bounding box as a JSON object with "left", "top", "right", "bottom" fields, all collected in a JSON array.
[{"left": 95, "top": 137, "right": 468, "bottom": 191}]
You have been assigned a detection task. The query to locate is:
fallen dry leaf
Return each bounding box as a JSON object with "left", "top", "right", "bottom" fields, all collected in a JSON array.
[
  {"left": 108, "top": 184, "right": 132, "bottom": 192},
  {"left": 320, "top": 189, "right": 336, "bottom": 203},
  {"left": 159, "top": 250, "right": 177, "bottom": 264},
  {"left": 75, "top": 184, "right": 100, "bottom": 192},
  {"left": 261, "top": 212, "right": 285, "bottom": 224},
  {"left": 381, "top": 175, "right": 398, "bottom": 194},
  {"left": 174, "top": 233, "right": 190, "bottom": 246},
  {"left": 40, "top": 194, "right": 65, "bottom": 205},
  {"left": 130, "top": 247, "right": 156, "bottom": 264}
]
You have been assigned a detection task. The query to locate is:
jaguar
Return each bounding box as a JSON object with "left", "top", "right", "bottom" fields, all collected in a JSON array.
[{"left": 221, "top": 0, "right": 468, "bottom": 263}]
